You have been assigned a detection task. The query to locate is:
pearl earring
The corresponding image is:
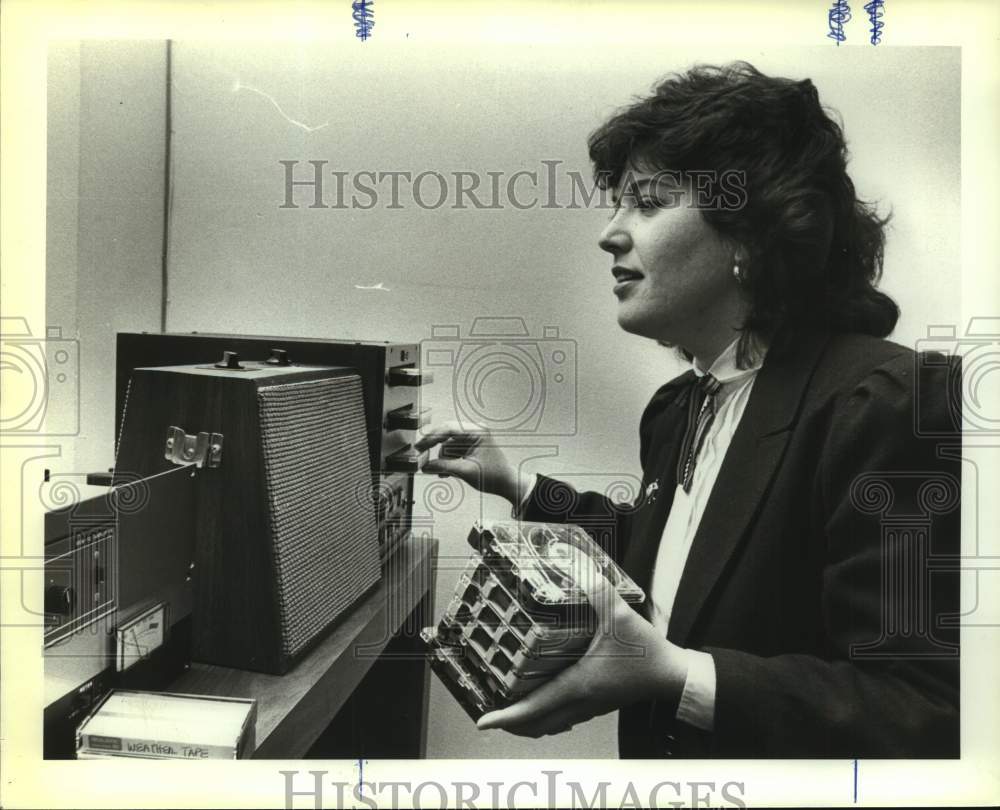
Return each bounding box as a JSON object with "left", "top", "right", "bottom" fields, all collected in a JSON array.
[{"left": 732, "top": 262, "right": 743, "bottom": 282}]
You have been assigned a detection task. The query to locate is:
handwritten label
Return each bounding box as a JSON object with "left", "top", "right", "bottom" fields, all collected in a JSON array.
[
  {"left": 353, "top": 0, "right": 374, "bottom": 41},
  {"left": 124, "top": 741, "right": 210, "bottom": 757},
  {"left": 828, "top": 0, "right": 885, "bottom": 45},
  {"left": 828, "top": 0, "right": 851, "bottom": 45},
  {"left": 127, "top": 741, "right": 176, "bottom": 755},
  {"left": 864, "top": 0, "right": 885, "bottom": 44}
]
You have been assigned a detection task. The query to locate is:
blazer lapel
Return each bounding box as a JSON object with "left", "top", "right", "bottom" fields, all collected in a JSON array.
[
  {"left": 621, "top": 372, "right": 694, "bottom": 618},
  {"left": 667, "top": 329, "right": 831, "bottom": 646}
]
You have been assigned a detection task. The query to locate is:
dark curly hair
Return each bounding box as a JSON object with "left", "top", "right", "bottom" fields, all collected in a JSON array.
[{"left": 588, "top": 61, "right": 898, "bottom": 367}]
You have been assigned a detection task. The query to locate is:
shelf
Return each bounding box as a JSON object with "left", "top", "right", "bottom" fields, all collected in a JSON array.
[{"left": 167, "top": 534, "right": 437, "bottom": 758}]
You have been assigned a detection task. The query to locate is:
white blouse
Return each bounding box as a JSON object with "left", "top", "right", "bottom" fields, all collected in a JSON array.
[{"left": 649, "top": 337, "right": 765, "bottom": 731}]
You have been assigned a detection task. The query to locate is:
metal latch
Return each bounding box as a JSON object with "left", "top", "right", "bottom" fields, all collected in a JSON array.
[{"left": 164, "top": 427, "right": 223, "bottom": 469}]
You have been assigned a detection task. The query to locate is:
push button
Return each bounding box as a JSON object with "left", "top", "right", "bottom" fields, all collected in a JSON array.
[
  {"left": 387, "top": 367, "right": 433, "bottom": 386},
  {"left": 386, "top": 405, "right": 431, "bottom": 431},
  {"left": 384, "top": 445, "right": 429, "bottom": 473}
]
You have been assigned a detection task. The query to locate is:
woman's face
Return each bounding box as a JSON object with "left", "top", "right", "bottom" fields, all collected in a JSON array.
[{"left": 598, "top": 169, "right": 745, "bottom": 360}]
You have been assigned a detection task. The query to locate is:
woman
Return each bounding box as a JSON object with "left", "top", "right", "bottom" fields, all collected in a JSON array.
[{"left": 417, "top": 62, "right": 960, "bottom": 758}]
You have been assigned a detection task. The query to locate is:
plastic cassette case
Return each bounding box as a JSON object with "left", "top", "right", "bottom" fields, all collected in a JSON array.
[{"left": 423, "top": 520, "right": 645, "bottom": 721}]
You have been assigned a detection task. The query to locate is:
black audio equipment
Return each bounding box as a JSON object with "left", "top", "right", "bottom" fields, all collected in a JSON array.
[
  {"left": 115, "top": 332, "right": 432, "bottom": 559},
  {"left": 114, "top": 361, "right": 383, "bottom": 674},
  {"left": 43, "top": 468, "right": 198, "bottom": 758}
]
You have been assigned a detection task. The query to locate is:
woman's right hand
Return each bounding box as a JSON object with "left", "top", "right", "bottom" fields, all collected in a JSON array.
[{"left": 415, "top": 423, "right": 533, "bottom": 506}]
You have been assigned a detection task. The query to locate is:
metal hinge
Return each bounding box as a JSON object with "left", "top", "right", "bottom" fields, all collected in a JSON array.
[{"left": 164, "top": 427, "right": 223, "bottom": 469}]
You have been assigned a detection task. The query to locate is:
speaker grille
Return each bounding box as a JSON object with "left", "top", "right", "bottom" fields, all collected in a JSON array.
[{"left": 257, "top": 374, "right": 382, "bottom": 659}]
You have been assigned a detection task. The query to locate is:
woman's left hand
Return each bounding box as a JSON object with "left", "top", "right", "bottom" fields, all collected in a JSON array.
[{"left": 476, "top": 560, "right": 689, "bottom": 738}]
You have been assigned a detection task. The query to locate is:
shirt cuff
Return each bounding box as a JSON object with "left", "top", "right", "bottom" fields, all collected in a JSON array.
[
  {"left": 675, "top": 648, "right": 716, "bottom": 731},
  {"left": 510, "top": 473, "right": 539, "bottom": 519}
]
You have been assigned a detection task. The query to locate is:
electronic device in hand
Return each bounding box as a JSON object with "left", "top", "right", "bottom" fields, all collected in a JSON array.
[{"left": 423, "top": 520, "right": 645, "bottom": 720}]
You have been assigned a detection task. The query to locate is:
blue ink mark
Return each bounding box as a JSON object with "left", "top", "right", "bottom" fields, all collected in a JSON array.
[
  {"left": 353, "top": 0, "right": 374, "bottom": 41},
  {"left": 828, "top": 0, "right": 851, "bottom": 45},
  {"left": 853, "top": 759, "right": 858, "bottom": 802},
  {"left": 864, "top": 0, "right": 885, "bottom": 45}
]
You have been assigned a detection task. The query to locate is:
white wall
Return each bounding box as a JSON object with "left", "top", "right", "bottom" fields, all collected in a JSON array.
[
  {"left": 46, "top": 40, "right": 167, "bottom": 477},
  {"left": 45, "top": 41, "right": 82, "bottom": 473},
  {"left": 164, "top": 43, "right": 960, "bottom": 758}
]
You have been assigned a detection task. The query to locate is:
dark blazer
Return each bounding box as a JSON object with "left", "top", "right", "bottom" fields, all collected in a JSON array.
[{"left": 522, "top": 329, "right": 961, "bottom": 758}]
